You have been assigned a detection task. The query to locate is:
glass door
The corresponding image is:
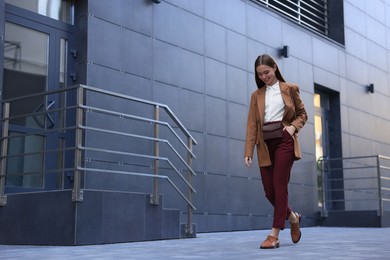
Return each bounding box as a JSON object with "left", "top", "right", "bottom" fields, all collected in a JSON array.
[
  {"left": 3, "top": 6, "right": 75, "bottom": 192},
  {"left": 314, "top": 92, "right": 329, "bottom": 208},
  {"left": 314, "top": 88, "right": 344, "bottom": 211}
]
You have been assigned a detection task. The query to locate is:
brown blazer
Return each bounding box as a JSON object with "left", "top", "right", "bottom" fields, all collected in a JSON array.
[{"left": 244, "top": 82, "right": 308, "bottom": 167}]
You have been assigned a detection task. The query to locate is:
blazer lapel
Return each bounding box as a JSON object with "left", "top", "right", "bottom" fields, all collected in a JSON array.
[
  {"left": 280, "top": 82, "right": 292, "bottom": 117},
  {"left": 256, "top": 87, "right": 266, "bottom": 126}
]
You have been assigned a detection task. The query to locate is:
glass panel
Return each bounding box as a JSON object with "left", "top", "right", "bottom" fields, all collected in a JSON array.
[
  {"left": 58, "top": 38, "right": 67, "bottom": 129},
  {"left": 3, "top": 22, "right": 48, "bottom": 129},
  {"left": 314, "top": 114, "right": 323, "bottom": 161},
  {"left": 59, "top": 38, "right": 67, "bottom": 86},
  {"left": 5, "top": 0, "right": 74, "bottom": 24},
  {"left": 315, "top": 113, "right": 324, "bottom": 208},
  {"left": 6, "top": 133, "right": 44, "bottom": 188},
  {"left": 314, "top": 93, "right": 320, "bottom": 108}
]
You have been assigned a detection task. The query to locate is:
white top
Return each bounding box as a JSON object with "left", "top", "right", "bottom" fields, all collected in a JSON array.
[{"left": 264, "top": 81, "right": 285, "bottom": 123}]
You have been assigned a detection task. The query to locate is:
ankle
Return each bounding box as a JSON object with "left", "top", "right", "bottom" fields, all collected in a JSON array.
[
  {"left": 270, "top": 228, "right": 280, "bottom": 238},
  {"left": 289, "top": 212, "right": 298, "bottom": 223}
]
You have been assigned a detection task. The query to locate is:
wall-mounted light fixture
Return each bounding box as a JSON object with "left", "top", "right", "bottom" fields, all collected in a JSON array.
[
  {"left": 280, "top": 45, "right": 289, "bottom": 58},
  {"left": 151, "top": 0, "right": 161, "bottom": 3},
  {"left": 366, "top": 83, "right": 374, "bottom": 93}
]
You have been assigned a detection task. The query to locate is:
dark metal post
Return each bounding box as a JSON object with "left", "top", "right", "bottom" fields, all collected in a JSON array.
[
  {"left": 72, "top": 86, "right": 84, "bottom": 202},
  {"left": 321, "top": 158, "right": 327, "bottom": 217},
  {"left": 377, "top": 155, "right": 383, "bottom": 216},
  {"left": 186, "top": 137, "right": 194, "bottom": 236},
  {"left": 0, "top": 102, "right": 10, "bottom": 206},
  {"left": 150, "top": 105, "right": 160, "bottom": 205}
]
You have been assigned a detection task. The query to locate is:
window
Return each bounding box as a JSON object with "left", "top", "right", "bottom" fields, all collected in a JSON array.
[
  {"left": 5, "top": 0, "right": 74, "bottom": 24},
  {"left": 253, "top": 0, "right": 344, "bottom": 45}
]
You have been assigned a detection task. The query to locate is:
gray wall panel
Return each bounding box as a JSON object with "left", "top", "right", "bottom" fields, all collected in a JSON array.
[
  {"left": 246, "top": 3, "right": 266, "bottom": 43},
  {"left": 88, "top": 18, "right": 122, "bottom": 69},
  {"left": 179, "top": 50, "right": 205, "bottom": 93},
  {"left": 191, "top": 131, "right": 206, "bottom": 173},
  {"left": 180, "top": 11, "right": 205, "bottom": 54},
  {"left": 206, "top": 135, "right": 227, "bottom": 175},
  {"left": 121, "top": 73, "right": 153, "bottom": 100},
  {"left": 165, "top": 0, "right": 204, "bottom": 16},
  {"left": 121, "top": 0, "right": 153, "bottom": 35},
  {"left": 153, "top": 3, "right": 181, "bottom": 46},
  {"left": 313, "top": 67, "right": 340, "bottom": 92},
  {"left": 122, "top": 31, "right": 153, "bottom": 79},
  {"left": 205, "top": 58, "right": 227, "bottom": 99},
  {"left": 367, "top": 67, "right": 389, "bottom": 97},
  {"left": 246, "top": 39, "right": 266, "bottom": 72},
  {"left": 205, "top": 21, "right": 226, "bottom": 63},
  {"left": 178, "top": 89, "right": 205, "bottom": 133},
  {"left": 205, "top": 96, "right": 227, "bottom": 136},
  {"left": 366, "top": 17, "right": 386, "bottom": 48},
  {"left": 153, "top": 81, "right": 180, "bottom": 112},
  {"left": 227, "top": 102, "right": 246, "bottom": 140},
  {"left": 153, "top": 40, "right": 181, "bottom": 85},
  {"left": 367, "top": 42, "right": 387, "bottom": 72},
  {"left": 204, "top": 0, "right": 246, "bottom": 34},
  {"left": 227, "top": 66, "right": 248, "bottom": 105},
  {"left": 228, "top": 177, "right": 252, "bottom": 215},
  {"left": 282, "top": 23, "right": 313, "bottom": 64},
  {"left": 226, "top": 30, "right": 247, "bottom": 69},
  {"left": 346, "top": 56, "right": 369, "bottom": 85},
  {"left": 206, "top": 174, "right": 229, "bottom": 214},
  {"left": 312, "top": 38, "right": 340, "bottom": 75},
  {"left": 228, "top": 139, "right": 248, "bottom": 177}
]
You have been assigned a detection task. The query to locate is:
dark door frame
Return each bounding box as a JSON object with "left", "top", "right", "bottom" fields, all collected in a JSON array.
[
  {"left": 2, "top": 3, "right": 76, "bottom": 192},
  {"left": 315, "top": 83, "right": 344, "bottom": 211}
]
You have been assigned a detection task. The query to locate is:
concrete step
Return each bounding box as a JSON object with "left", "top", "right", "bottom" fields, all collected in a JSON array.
[
  {"left": 319, "top": 210, "right": 382, "bottom": 227},
  {"left": 0, "top": 189, "right": 193, "bottom": 245}
]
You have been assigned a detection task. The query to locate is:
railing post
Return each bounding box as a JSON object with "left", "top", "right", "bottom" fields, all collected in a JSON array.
[
  {"left": 0, "top": 102, "right": 10, "bottom": 206},
  {"left": 72, "top": 86, "right": 84, "bottom": 202},
  {"left": 185, "top": 137, "right": 194, "bottom": 236},
  {"left": 321, "top": 158, "right": 327, "bottom": 217},
  {"left": 377, "top": 155, "right": 383, "bottom": 216},
  {"left": 150, "top": 105, "right": 159, "bottom": 205}
]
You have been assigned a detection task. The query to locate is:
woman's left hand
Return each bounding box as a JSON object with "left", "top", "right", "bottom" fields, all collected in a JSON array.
[{"left": 283, "top": 125, "right": 296, "bottom": 136}]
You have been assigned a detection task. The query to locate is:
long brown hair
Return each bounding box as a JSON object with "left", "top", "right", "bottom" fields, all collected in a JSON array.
[{"left": 254, "top": 54, "right": 286, "bottom": 89}]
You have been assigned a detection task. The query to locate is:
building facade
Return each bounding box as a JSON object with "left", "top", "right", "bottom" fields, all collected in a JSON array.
[{"left": 1, "top": 0, "right": 390, "bottom": 245}]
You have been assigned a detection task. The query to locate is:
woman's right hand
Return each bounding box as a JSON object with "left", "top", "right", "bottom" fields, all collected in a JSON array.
[{"left": 244, "top": 156, "right": 252, "bottom": 167}]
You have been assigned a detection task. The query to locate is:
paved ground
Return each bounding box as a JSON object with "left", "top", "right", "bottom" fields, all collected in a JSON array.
[{"left": 1, "top": 227, "right": 390, "bottom": 259}]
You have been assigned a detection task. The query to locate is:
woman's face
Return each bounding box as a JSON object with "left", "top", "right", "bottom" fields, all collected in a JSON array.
[{"left": 256, "top": 64, "right": 277, "bottom": 86}]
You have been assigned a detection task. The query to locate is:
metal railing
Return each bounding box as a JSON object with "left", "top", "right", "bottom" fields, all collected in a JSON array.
[
  {"left": 317, "top": 155, "right": 390, "bottom": 217},
  {"left": 0, "top": 84, "right": 197, "bottom": 236}
]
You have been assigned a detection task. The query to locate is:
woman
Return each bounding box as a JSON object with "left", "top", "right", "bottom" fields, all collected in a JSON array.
[{"left": 244, "top": 54, "right": 307, "bottom": 249}]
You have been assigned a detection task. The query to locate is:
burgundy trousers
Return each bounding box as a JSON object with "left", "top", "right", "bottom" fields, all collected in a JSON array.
[{"left": 260, "top": 129, "right": 295, "bottom": 230}]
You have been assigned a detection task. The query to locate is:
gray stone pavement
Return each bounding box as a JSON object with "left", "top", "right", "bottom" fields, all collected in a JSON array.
[{"left": 1, "top": 227, "right": 390, "bottom": 259}]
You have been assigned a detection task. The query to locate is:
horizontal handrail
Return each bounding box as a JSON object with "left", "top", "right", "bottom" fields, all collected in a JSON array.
[
  {"left": 81, "top": 146, "right": 196, "bottom": 193},
  {"left": 80, "top": 84, "right": 197, "bottom": 145},
  {"left": 79, "top": 126, "right": 197, "bottom": 177},
  {"left": 78, "top": 167, "right": 196, "bottom": 210},
  {"left": 80, "top": 104, "right": 196, "bottom": 159}
]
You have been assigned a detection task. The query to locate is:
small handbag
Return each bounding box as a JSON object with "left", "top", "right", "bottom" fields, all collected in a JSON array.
[{"left": 262, "top": 122, "right": 283, "bottom": 140}]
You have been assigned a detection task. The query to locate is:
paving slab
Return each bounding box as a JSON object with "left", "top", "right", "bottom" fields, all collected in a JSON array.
[{"left": 1, "top": 227, "right": 390, "bottom": 259}]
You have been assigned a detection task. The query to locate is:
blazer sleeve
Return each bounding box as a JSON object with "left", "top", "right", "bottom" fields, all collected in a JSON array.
[
  {"left": 290, "top": 84, "right": 307, "bottom": 132},
  {"left": 244, "top": 91, "right": 258, "bottom": 158}
]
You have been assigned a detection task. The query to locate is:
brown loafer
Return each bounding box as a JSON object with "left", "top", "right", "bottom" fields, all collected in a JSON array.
[
  {"left": 260, "top": 235, "right": 280, "bottom": 249},
  {"left": 290, "top": 212, "right": 302, "bottom": 243}
]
